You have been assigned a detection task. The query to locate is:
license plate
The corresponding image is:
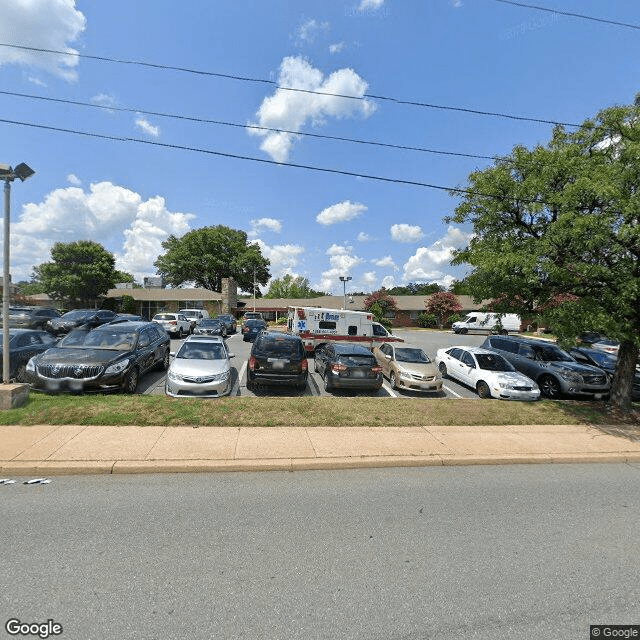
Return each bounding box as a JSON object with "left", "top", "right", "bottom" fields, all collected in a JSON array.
[
  {"left": 267, "top": 358, "right": 288, "bottom": 369},
  {"left": 352, "top": 370, "right": 365, "bottom": 378},
  {"left": 593, "top": 393, "right": 603, "bottom": 400}
]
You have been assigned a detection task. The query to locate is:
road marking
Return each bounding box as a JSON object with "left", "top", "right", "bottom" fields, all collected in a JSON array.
[
  {"left": 383, "top": 382, "right": 398, "bottom": 398},
  {"left": 238, "top": 360, "right": 247, "bottom": 389},
  {"left": 443, "top": 384, "right": 463, "bottom": 398}
]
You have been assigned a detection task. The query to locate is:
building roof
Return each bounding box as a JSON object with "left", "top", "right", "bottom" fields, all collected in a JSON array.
[{"left": 105, "top": 287, "right": 222, "bottom": 302}]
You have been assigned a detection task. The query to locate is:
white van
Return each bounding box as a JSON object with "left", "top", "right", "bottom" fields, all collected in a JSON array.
[
  {"left": 452, "top": 312, "right": 521, "bottom": 335},
  {"left": 178, "top": 308, "right": 210, "bottom": 329},
  {"left": 287, "top": 306, "right": 403, "bottom": 352}
]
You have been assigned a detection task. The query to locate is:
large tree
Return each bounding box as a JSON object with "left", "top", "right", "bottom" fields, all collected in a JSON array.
[
  {"left": 425, "top": 291, "right": 462, "bottom": 326},
  {"left": 154, "top": 226, "right": 270, "bottom": 293},
  {"left": 34, "top": 240, "right": 120, "bottom": 306},
  {"left": 265, "top": 274, "right": 326, "bottom": 299},
  {"left": 448, "top": 98, "right": 640, "bottom": 412}
]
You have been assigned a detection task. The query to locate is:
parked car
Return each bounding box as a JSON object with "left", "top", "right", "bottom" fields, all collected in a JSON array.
[
  {"left": 165, "top": 335, "right": 234, "bottom": 398},
  {"left": 26, "top": 321, "right": 170, "bottom": 393},
  {"left": 247, "top": 331, "right": 308, "bottom": 391},
  {"left": 2, "top": 306, "right": 60, "bottom": 330},
  {"left": 589, "top": 339, "right": 620, "bottom": 356},
  {"left": 45, "top": 309, "right": 117, "bottom": 336},
  {"left": 151, "top": 312, "right": 192, "bottom": 338},
  {"left": 241, "top": 311, "right": 264, "bottom": 331},
  {"left": 480, "top": 335, "right": 609, "bottom": 399},
  {"left": 569, "top": 347, "right": 640, "bottom": 401},
  {"left": 110, "top": 314, "right": 146, "bottom": 323},
  {"left": 373, "top": 343, "right": 442, "bottom": 394},
  {"left": 435, "top": 346, "right": 540, "bottom": 400},
  {"left": 0, "top": 329, "right": 58, "bottom": 382},
  {"left": 216, "top": 314, "right": 237, "bottom": 334},
  {"left": 314, "top": 343, "right": 383, "bottom": 393},
  {"left": 193, "top": 318, "right": 227, "bottom": 337},
  {"left": 179, "top": 308, "right": 209, "bottom": 331},
  {"left": 242, "top": 318, "right": 267, "bottom": 342}
]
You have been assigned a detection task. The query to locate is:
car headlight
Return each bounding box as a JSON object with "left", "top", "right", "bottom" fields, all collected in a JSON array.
[
  {"left": 212, "top": 371, "right": 230, "bottom": 382},
  {"left": 105, "top": 359, "right": 131, "bottom": 375},
  {"left": 26, "top": 356, "right": 37, "bottom": 373},
  {"left": 558, "top": 369, "right": 582, "bottom": 383},
  {"left": 167, "top": 370, "right": 182, "bottom": 382}
]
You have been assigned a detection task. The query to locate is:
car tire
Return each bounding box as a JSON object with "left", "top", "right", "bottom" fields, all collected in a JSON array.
[
  {"left": 122, "top": 367, "right": 139, "bottom": 394},
  {"left": 460, "top": 328, "right": 468, "bottom": 335},
  {"left": 15, "top": 363, "right": 27, "bottom": 383},
  {"left": 323, "top": 372, "right": 332, "bottom": 392},
  {"left": 438, "top": 362, "right": 448, "bottom": 378},
  {"left": 222, "top": 327, "right": 227, "bottom": 338},
  {"left": 500, "top": 329, "right": 508, "bottom": 336},
  {"left": 390, "top": 372, "right": 398, "bottom": 390},
  {"left": 539, "top": 374, "right": 561, "bottom": 399},
  {"left": 476, "top": 380, "right": 491, "bottom": 399},
  {"left": 156, "top": 349, "right": 170, "bottom": 371}
]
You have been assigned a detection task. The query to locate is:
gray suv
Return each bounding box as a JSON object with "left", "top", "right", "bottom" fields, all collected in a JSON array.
[{"left": 480, "top": 335, "right": 610, "bottom": 399}]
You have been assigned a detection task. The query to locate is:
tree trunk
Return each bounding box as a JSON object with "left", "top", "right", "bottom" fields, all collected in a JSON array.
[{"left": 610, "top": 340, "right": 638, "bottom": 413}]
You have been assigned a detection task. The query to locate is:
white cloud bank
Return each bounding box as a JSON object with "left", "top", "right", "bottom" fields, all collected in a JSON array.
[
  {"left": 249, "top": 217, "right": 282, "bottom": 237},
  {"left": 248, "top": 56, "right": 376, "bottom": 162},
  {"left": 316, "top": 201, "right": 367, "bottom": 226},
  {"left": 7, "top": 182, "right": 194, "bottom": 282},
  {"left": 135, "top": 116, "right": 160, "bottom": 138},
  {"left": 390, "top": 223, "right": 424, "bottom": 243},
  {"left": 0, "top": 0, "right": 86, "bottom": 81},
  {"left": 317, "top": 244, "right": 363, "bottom": 293}
]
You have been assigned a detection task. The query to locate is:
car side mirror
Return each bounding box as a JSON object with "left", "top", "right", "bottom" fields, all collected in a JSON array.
[
  {"left": 228, "top": 353, "right": 235, "bottom": 358},
  {"left": 385, "top": 354, "right": 392, "bottom": 360}
]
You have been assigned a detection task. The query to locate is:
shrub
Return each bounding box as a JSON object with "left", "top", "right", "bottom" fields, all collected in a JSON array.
[{"left": 417, "top": 312, "right": 438, "bottom": 328}]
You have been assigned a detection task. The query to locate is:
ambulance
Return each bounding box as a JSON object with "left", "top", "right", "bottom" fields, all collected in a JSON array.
[{"left": 287, "top": 307, "right": 403, "bottom": 352}]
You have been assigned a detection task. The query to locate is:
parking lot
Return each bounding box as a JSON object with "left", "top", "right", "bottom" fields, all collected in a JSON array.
[{"left": 139, "top": 328, "right": 490, "bottom": 399}]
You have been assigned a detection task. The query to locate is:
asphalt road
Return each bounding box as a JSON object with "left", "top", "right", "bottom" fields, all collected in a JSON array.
[
  {"left": 139, "top": 328, "right": 492, "bottom": 399},
  {"left": 2, "top": 463, "right": 639, "bottom": 639}
]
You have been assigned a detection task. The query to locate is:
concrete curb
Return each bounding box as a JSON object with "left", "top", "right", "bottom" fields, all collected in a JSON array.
[{"left": 3, "top": 452, "right": 640, "bottom": 476}]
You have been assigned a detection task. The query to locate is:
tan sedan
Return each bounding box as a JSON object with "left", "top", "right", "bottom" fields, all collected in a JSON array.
[{"left": 373, "top": 343, "right": 443, "bottom": 394}]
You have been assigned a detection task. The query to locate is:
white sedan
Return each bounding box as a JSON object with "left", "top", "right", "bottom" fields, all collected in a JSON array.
[{"left": 435, "top": 346, "right": 540, "bottom": 400}]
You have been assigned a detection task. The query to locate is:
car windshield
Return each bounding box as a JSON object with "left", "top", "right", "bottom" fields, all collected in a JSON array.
[
  {"left": 586, "top": 351, "right": 616, "bottom": 366},
  {"left": 475, "top": 353, "right": 515, "bottom": 371},
  {"left": 9, "top": 308, "right": 31, "bottom": 317},
  {"left": 59, "top": 330, "right": 137, "bottom": 350},
  {"left": 395, "top": 348, "right": 430, "bottom": 364},
  {"left": 177, "top": 342, "right": 226, "bottom": 360},
  {"left": 153, "top": 314, "right": 174, "bottom": 321},
  {"left": 246, "top": 320, "right": 265, "bottom": 328},
  {"left": 62, "top": 310, "right": 93, "bottom": 321},
  {"left": 256, "top": 337, "right": 300, "bottom": 357},
  {"left": 534, "top": 345, "right": 574, "bottom": 362}
]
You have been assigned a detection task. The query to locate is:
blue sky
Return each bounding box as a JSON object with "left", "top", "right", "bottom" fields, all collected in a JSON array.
[{"left": 1, "top": 0, "right": 639, "bottom": 295}]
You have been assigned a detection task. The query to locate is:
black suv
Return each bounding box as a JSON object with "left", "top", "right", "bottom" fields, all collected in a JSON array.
[
  {"left": 314, "top": 343, "right": 383, "bottom": 393},
  {"left": 3, "top": 306, "right": 61, "bottom": 330},
  {"left": 247, "top": 331, "right": 308, "bottom": 390},
  {"left": 480, "top": 335, "right": 610, "bottom": 399},
  {"left": 26, "top": 321, "right": 170, "bottom": 393}
]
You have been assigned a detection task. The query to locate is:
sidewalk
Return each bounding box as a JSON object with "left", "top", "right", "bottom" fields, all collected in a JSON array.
[{"left": 2, "top": 422, "right": 640, "bottom": 476}]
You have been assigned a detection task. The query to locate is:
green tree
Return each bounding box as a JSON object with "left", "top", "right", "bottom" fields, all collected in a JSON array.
[
  {"left": 425, "top": 292, "right": 462, "bottom": 327},
  {"left": 448, "top": 98, "right": 640, "bottom": 412},
  {"left": 364, "top": 289, "right": 398, "bottom": 330},
  {"left": 16, "top": 279, "right": 46, "bottom": 296},
  {"left": 265, "top": 274, "right": 326, "bottom": 299},
  {"left": 34, "top": 240, "right": 120, "bottom": 306},
  {"left": 387, "top": 282, "right": 443, "bottom": 296},
  {"left": 154, "top": 226, "right": 270, "bottom": 293}
]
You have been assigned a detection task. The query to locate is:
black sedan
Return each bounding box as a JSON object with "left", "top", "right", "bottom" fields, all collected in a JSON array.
[
  {"left": 0, "top": 329, "right": 58, "bottom": 382},
  {"left": 314, "top": 343, "right": 383, "bottom": 393},
  {"left": 216, "top": 314, "right": 237, "bottom": 334},
  {"left": 45, "top": 309, "right": 118, "bottom": 336},
  {"left": 26, "top": 321, "right": 170, "bottom": 393},
  {"left": 193, "top": 318, "right": 227, "bottom": 337},
  {"left": 569, "top": 347, "right": 640, "bottom": 400}
]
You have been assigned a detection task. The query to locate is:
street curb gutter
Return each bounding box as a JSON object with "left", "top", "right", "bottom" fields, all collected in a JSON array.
[{"left": 3, "top": 452, "right": 640, "bottom": 476}]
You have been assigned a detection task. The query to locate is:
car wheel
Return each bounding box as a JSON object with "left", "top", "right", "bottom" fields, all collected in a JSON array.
[
  {"left": 390, "top": 372, "right": 398, "bottom": 390},
  {"left": 539, "top": 374, "right": 561, "bottom": 399},
  {"left": 438, "top": 362, "right": 448, "bottom": 378},
  {"left": 156, "top": 349, "right": 170, "bottom": 371},
  {"left": 323, "top": 372, "right": 332, "bottom": 392},
  {"left": 222, "top": 327, "right": 227, "bottom": 338},
  {"left": 179, "top": 327, "right": 185, "bottom": 338},
  {"left": 460, "top": 328, "right": 468, "bottom": 334},
  {"left": 500, "top": 329, "right": 508, "bottom": 336},
  {"left": 476, "top": 380, "right": 491, "bottom": 399},
  {"left": 15, "top": 363, "right": 27, "bottom": 383},
  {"left": 122, "top": 367, "right": 139, "bottom": 394}
]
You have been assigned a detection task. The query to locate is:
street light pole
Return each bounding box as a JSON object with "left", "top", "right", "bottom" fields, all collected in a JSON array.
[
  {"left": 1, "top": 163, "right": 35, "bottom": 384},
  {"left": 339, "top": 276, "right": 352, "bottom": 311}
]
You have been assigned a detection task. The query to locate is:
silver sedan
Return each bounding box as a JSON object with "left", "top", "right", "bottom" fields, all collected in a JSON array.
[{"left": 165, "top": 335, "right": 234, "bottom": 398}]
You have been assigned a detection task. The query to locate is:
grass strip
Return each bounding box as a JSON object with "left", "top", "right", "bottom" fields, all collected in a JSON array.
[{"left": 0, "top": 392, "right": 608, "bottom": 428}]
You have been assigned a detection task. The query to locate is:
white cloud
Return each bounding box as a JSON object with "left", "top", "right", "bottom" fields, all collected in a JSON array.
[
  {"left": 401, "top": 226, "right": 474, "bottom": 285},
  {"left": 317, "top": 244, "right": 363, "bottom": 293},
  {"left": 329, "top": 42, "right": 346, "bottom": 54},
  {"left": 316, "top": 200, "right": 367, "bottom": 226},
  {"left": 135, "top": 116, "right": 160, "bottom": 138},
  {"left": 255, "top": 240, "right": 305, "bottom": 279},
  {"left": 296, "top": 18, "right": 329, "bottom": 45},
  {"left": 66, "top": 174, "right": 81, "bottom": 185},
  {"left": 381, "top": 275, "right": 395, "bottom": 289},
  {"left": 7, "top": 181, "right": 194, "bottom": 282},
  {"left": 91, "top": 93, "right": 118, "bottom": 109},
  {"left": 359, "top": 0, "right": 385, "bottom": 9},
  {"left": 362, "top": 271, "right": 377, "bottom": 287},
  {"left": 0, "top": 0, "right": 86, "bottom": 81},
  {"left": 27, "top": 76, "right": 47, "bottom": 87},
  {"left": 390, "top": 223, "right": 425, "bottom": 243},
  {"left": 372, "top": 255, "right": 398, "bottom": 271},
  {"left": 357, "top": 231, "right": 372, "bottom": 242},
  {"left": 249, "top": 217, "right": 282, "bottom": 237},
  {"left": 248, "top": 56, "right": 376, "bottom": 162}
]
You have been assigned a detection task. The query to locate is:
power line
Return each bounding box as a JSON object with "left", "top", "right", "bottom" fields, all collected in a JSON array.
[
  {"left": 0, "top": 42, "right": 581, "bottom": 128},
  {"left": 0, "top": 89, "right": 500, "bottom": 161},
  {"left": 0, "top": 116, "right": 541, "bottom": 203},
  {"left": 492, "top": 0, "right": 640, "bottom": 30}
]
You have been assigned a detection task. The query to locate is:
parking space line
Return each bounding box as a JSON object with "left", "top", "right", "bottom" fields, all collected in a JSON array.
[
  {"left": 382, "top": 382, "right": 398, "bottom": 398},
  {"left": 443, "top": 384, "right": 463, "bottom": 398}
]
